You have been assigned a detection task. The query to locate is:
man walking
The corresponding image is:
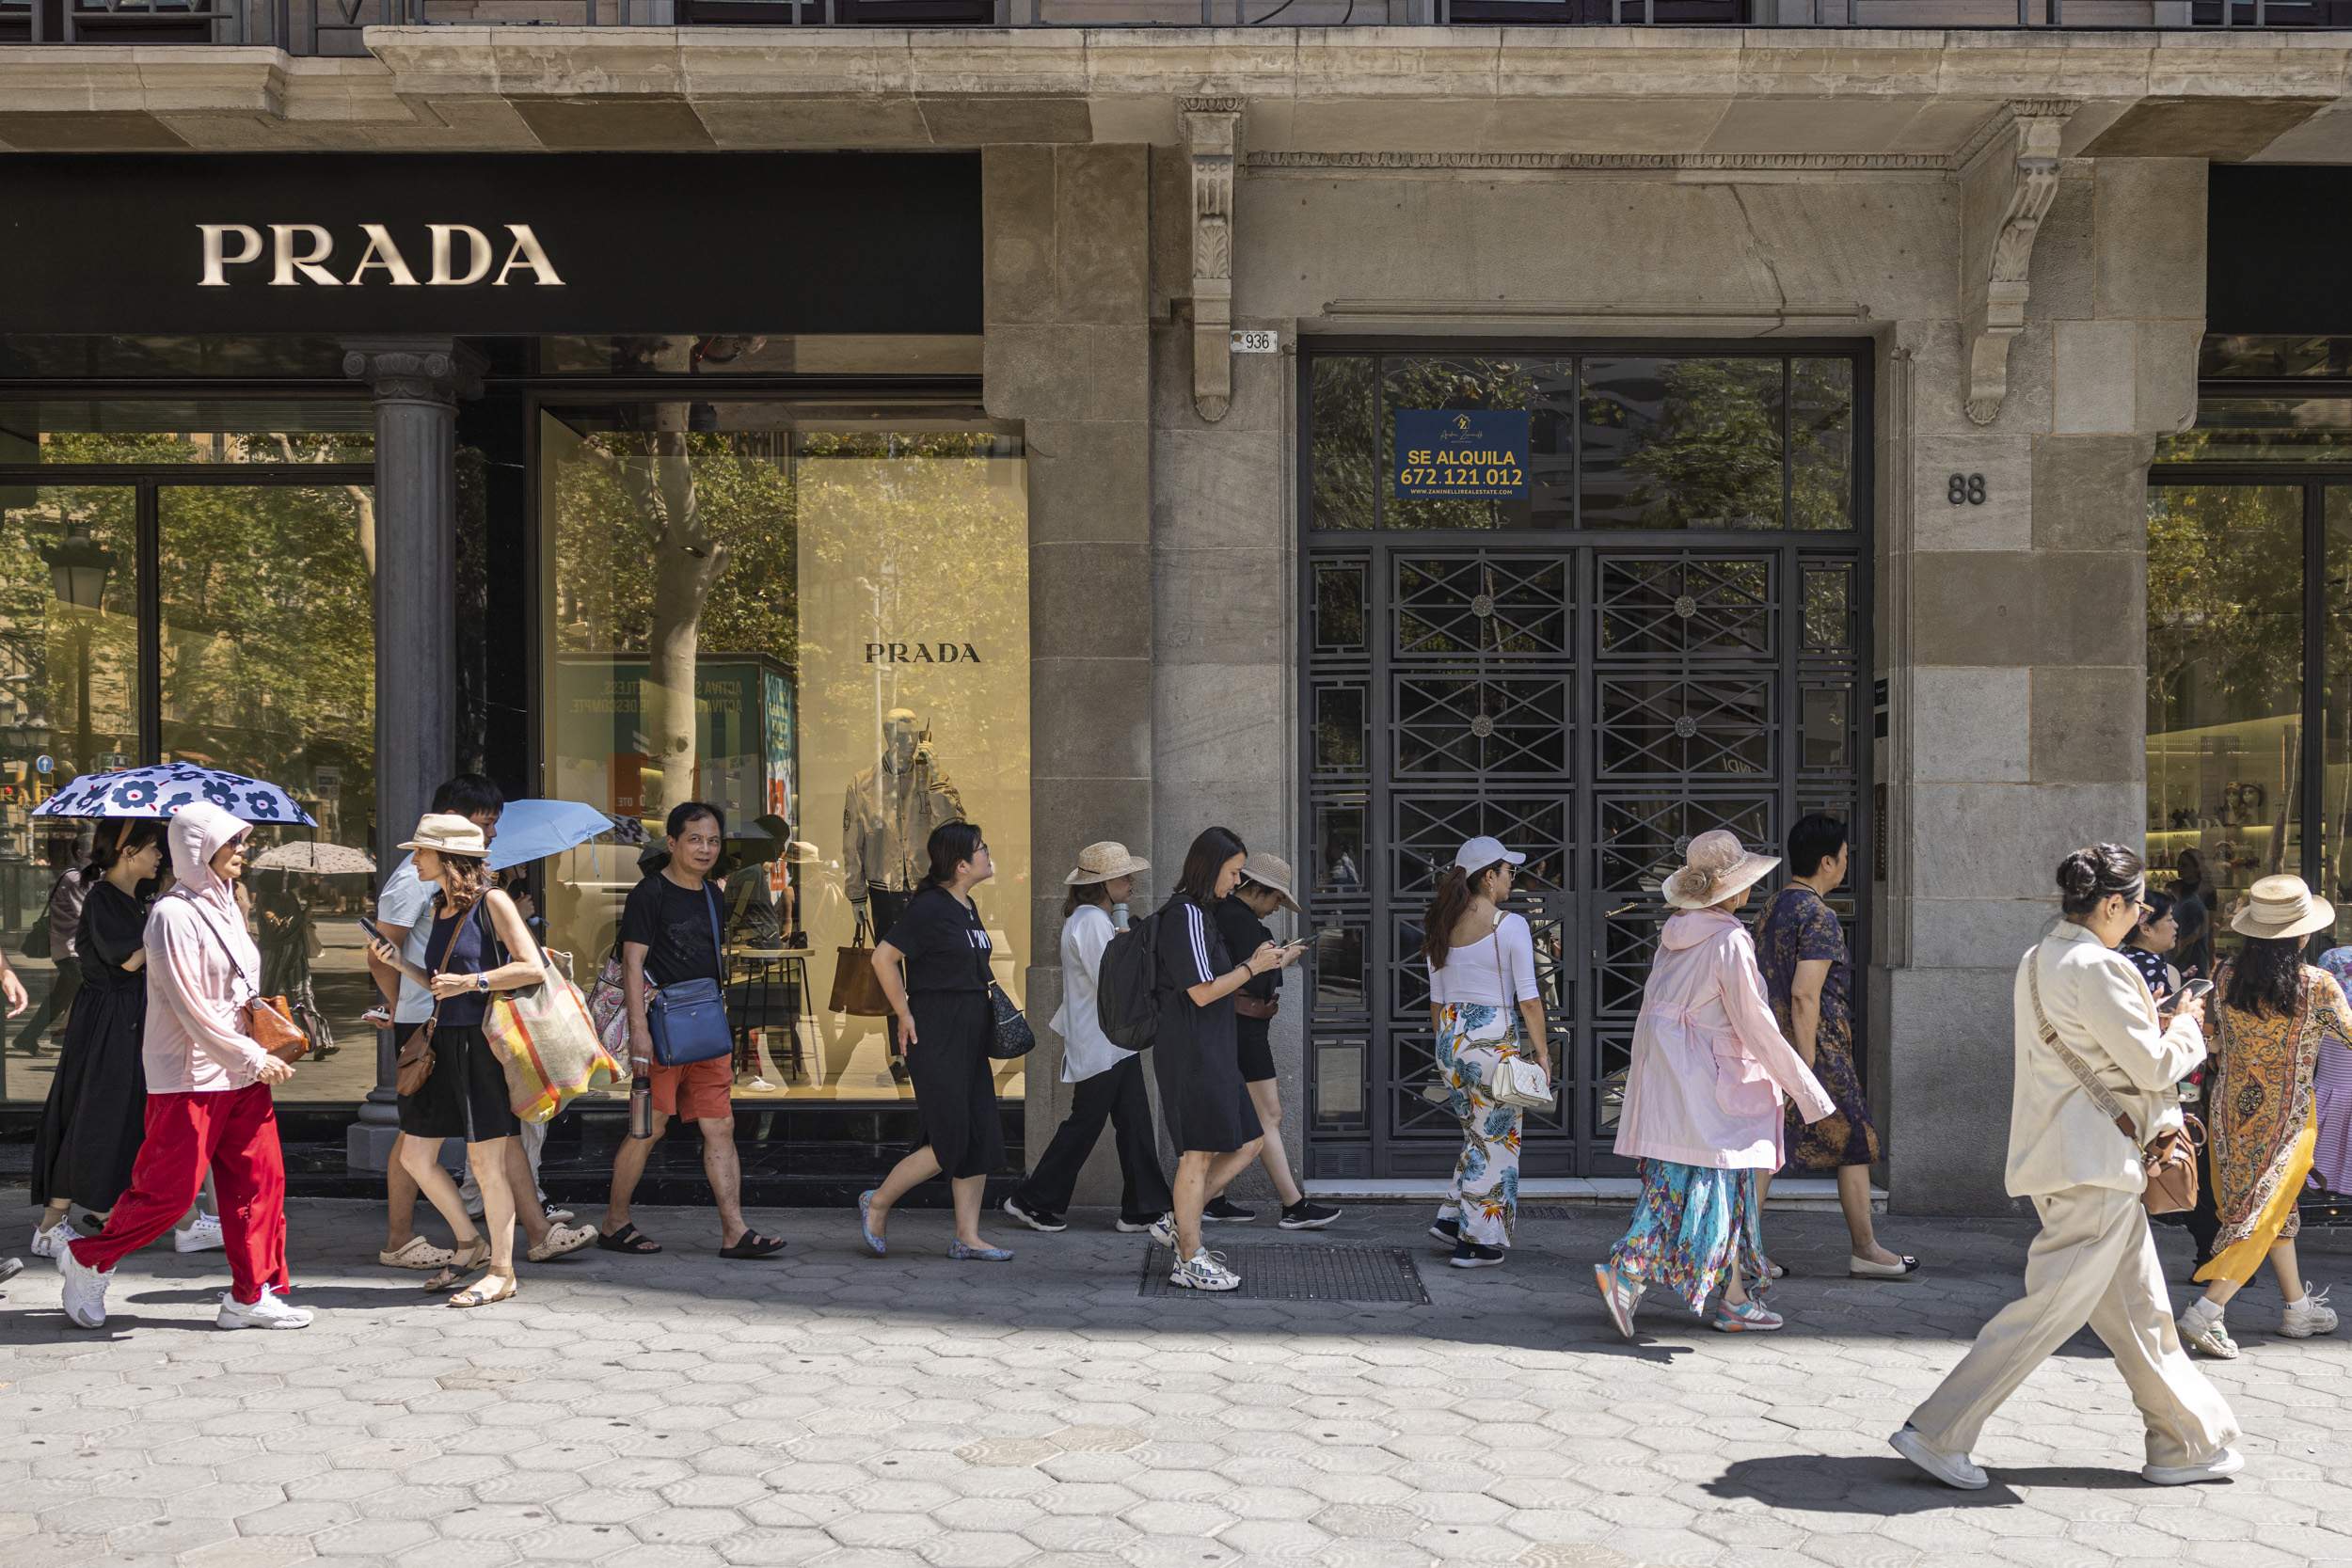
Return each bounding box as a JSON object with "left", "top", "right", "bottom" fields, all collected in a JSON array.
[{"left": 597, "top": 802, "right": 785, "bottom": 1259}]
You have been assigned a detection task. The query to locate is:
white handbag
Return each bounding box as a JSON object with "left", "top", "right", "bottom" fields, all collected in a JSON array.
[{"left": 1476, "top": 919, "right": 1556, "bottom": 1111}]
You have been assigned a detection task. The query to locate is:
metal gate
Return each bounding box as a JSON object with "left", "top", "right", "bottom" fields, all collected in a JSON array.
[{"left": 1298, "top": 345, "right": 1871, "bottom": 1180}]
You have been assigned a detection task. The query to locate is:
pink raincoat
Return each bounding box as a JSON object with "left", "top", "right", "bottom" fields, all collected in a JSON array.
[
  {"left": 1613, "top": 908, "right": 1835, "bottom": 1169},
  {"left": 142, "top": 801, "right": 273, "bottom": 1095}
]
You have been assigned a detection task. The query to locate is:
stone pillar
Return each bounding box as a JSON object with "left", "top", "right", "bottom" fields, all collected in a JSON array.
[
  {"left": 982, "top": 146, "right": 1154, "bottom": 1205},
  {"left": 341, "top": 337, "right": 485, "bottom": 1173},
  {"left": 1883, "top": 158, "right": 2205, "bottom": 1214}
]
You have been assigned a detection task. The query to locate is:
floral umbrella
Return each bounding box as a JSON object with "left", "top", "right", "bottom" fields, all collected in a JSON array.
[{"left": 33, "top": 764, "right": 318, "bottom": 827}]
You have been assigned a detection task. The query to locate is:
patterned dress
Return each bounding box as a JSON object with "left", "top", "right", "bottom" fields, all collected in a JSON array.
[
  {"left": 1431, "top": 1002, "right": 1524, "bottom": 1248},
  {"left": 1755, "top": 885, "right": 1879, "bottom": 1169},
  {"left": 2196, "top": 963, "right": 2344, "bottom": 1288}
]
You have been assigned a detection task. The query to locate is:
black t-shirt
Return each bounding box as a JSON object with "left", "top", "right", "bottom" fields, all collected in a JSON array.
[
  {"left": 885, "top": 884, "right": 992, "bottom": 994},
  {"left": 620, "top": 873, "right": 724, "bottom": 990},
  {"left": 1213, "top": 895, "right": 1281, "bottom": 1002}
]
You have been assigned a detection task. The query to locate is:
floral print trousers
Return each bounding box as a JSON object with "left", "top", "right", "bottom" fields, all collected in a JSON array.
[
  {"left": 1434, "top": 1002, "right": 1523, "bottom": 1248},
  {"left": 1607, "top": 1158, "right": 1766, "bottom": 1315}
]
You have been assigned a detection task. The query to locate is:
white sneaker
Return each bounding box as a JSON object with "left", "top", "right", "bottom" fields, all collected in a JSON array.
[
  {"left": 215, "top": 1288, "right": 312, "bottom": 1331},
  {"left": 2281, "top": 1286, "right": 2338, "bottom": 1338},
  {"left": 1170, "top": 1248, "right": 1240, "bottom": 1292},
  {"left": 2143, "top": 1447, "right": 2245, "bottom": 1486},
  {"left": 174, "top": 1214, "right": 226, "bottom": 1254},
  {"left": 1889, "top": 1425, "right": 1987, "bottom": 1491},
  {"left": 1148, "top": 1214, "right": 1177, "bottom": 1251},
  {"left": 30, "top": 1223, "right": 67, "bottom": 1259},
  {"left": 55, "top": 1243, "right": 112, "bottom": 1329}
]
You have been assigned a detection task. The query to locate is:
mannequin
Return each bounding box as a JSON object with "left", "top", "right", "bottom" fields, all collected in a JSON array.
[{"left": 843, "top": 708, "right": 966, "bottom": 1081}]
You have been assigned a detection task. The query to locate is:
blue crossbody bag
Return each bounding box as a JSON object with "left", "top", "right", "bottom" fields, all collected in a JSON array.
[{"left": 645, "top": 883, "right": 733, "bottom": 1068}]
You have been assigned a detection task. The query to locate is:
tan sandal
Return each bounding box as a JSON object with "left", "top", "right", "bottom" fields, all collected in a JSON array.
[
  {"left": 447, "top": 1271, "right": 518, "bottom": 1309},
  {"left": 423, "top": 1239, "right": 490, "bottom": 1292},
  {"left": 527, "top": 1223, "right": 598, "bottom": 1263}
]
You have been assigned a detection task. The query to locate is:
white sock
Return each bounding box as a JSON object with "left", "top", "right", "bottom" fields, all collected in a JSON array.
[{"left": 2184, "top": 1297, "right": 2224, "bottom": 1326}]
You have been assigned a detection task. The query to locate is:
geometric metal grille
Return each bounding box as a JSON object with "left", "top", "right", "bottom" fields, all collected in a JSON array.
[{"left": 1302, "top": 346, "right": 1869, "bottom": 1181}]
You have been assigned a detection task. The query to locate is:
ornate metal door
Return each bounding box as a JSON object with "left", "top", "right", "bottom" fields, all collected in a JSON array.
[{"left": 1302, "top": 540, "right": 1867, "bottom": 1178}]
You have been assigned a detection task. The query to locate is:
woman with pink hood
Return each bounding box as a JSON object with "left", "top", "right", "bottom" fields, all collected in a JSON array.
[
  {"left": 1593, "top": 831, "right": 1834, "bottom": 1337},
  {"left": 56, "top": 800, "right": 309, "bottom": 1331}
]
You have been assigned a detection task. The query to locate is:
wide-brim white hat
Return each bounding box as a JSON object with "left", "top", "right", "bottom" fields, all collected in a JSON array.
[
  {"left": 1239, "top": 851, "right": 1302, "bottom": 916},
  {"left": 1066, "top": 841, "right": 1151, "bottom": 886},
  {"left": 2232, "top": 874, "right": 2336, "bottom": 942},
  {"left": 1661, "top": 829, "right": 1780, "bottom": 911},
  {"left": 398, "top": 812, "right": 490, "bottom": 859}
]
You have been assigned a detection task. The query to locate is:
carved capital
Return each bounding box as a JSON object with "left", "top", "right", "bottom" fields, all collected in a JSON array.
[
  {"left": 342, "top": 337, "right": 486, "bottom": 404},
  {"left": 1183, "top": 101, "right": 1242, "bottom": 424},
  {"left": 1959, "top": 105, "right": 2069, "bottom": 427}
]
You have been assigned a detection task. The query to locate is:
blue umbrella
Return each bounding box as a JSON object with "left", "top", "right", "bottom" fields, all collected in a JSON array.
[
  {"left": 34, "top": 764, "right": 317, "bottom": 827},
  {"left": 487, "top": 799, "right": 630, "bottom": 871}
]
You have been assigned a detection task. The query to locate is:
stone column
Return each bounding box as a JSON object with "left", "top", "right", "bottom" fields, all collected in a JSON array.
[
  {"left": 1883, "top": 157, "right": 2205, "bottom": 1214},
  {"left": 981, "top": 145, "right": 1154, "bottom": 1206},
  {"left": 341, "top": 337, "right": 485, "bottom": 1173}
]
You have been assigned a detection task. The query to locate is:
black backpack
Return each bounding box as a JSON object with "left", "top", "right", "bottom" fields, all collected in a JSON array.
[{"left": 1094, "top": 909, "right": 1165, "bottom": 1052}]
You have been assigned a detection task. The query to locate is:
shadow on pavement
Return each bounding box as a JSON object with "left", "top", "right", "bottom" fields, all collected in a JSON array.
[{"left": 1707, "top": 1453, "right": 2153, "bottom": 1511}]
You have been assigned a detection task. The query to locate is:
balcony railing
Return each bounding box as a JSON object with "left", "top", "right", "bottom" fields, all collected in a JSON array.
[{"left": 6, "top": 0, "right": 2352, "bottom": 56}]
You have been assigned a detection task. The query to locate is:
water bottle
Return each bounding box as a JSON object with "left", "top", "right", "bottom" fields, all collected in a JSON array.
[
  {"left": 629, "top": 1072, "right": 654, "bottom": 1139},
  {"left": 1111, "top": 901, "right": 1131, "bottom": 931}
]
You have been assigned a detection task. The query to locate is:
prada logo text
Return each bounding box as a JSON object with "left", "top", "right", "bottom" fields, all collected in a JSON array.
[{"left": 198, "top": 223, "right": 566, "bottom": 288}]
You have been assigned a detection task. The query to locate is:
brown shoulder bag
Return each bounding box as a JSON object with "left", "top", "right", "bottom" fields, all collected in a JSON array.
[
  {"left": 395, "top": 904, "right": 480, "bottom": 1098},
  {"left": 2027, "top": 950, "right": 2204, "bottom": 1214}
]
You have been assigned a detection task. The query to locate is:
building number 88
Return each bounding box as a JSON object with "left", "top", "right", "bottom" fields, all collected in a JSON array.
[{"left": 1947, "top": 473, "right": 1987, "bottom": 506}]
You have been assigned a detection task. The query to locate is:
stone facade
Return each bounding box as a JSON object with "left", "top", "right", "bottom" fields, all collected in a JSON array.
[{"left": 0, "top": 22, "right": 2328, "bottom": 1211}]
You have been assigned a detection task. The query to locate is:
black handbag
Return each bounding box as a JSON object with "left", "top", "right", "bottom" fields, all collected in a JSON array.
[{"left": 988, "top": 981, "right": 1035, "bottom": 1060}]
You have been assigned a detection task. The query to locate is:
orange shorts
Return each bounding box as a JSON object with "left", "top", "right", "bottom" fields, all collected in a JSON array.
[{"left": 649, "top": 1056, "right": 733, "bottom": 1122}]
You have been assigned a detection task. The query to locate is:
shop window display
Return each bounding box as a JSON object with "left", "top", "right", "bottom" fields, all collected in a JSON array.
[{"left": 541, "top": 393, "right": 1028, "bottom": 1105}]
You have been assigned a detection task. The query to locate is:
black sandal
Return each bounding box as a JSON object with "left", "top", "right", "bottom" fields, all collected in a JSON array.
[
  {"left": 719, "top": 1232, "right": 787, "bottom": 1259},
  {"left": 596, "top": 1222, "right": 662, "bottom": 1256}
]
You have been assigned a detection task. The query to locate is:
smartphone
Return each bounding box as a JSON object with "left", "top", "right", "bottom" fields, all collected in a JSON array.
[
  {"left": 1284, "top": 925, "right": 1346, "bottom": 953},
  {"left": 2161, "top": 977, "right": 2217, "bottom": 1013},
  {"left": 357, "top": 917, "right": 388, "bottom": 948}
]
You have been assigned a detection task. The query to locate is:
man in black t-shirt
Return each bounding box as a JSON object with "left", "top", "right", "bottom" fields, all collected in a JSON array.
[{"left": 596, "top": 802, "right": 785, "bottom": 1260}]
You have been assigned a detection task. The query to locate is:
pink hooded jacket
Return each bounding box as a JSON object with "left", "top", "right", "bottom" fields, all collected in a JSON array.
[
  {"left": 1613, "top": 908, "right": 1836, "bottom": 1170},
  {"left": 143, "top": 801, "right": 273, "bottom": 1094}
]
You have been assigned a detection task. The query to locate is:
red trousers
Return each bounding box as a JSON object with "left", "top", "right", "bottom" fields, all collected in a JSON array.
[{"left": 70, "top": 1083, "right": 289, "bottom": 1305}]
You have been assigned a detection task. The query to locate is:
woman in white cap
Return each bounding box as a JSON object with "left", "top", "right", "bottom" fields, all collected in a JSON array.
[
  {"left": 1422, "top": 835, "right": 1550, "bottom": 1269},
  {"left": 2175, "top": 873, "right": 2343, "bottom": 1357},
  {"left": 1002, "top": 842, "right": 1174, "bottom": 1236},
  {"left": 1892, "top": 844, "right": 2238, "bottom": 1492},
  {"left": 1204, "top": 851, "right": 1342, "bottom": 1232},
  {"left": 1593, "top": 831, "right": 1834, "bottom": 1335}
]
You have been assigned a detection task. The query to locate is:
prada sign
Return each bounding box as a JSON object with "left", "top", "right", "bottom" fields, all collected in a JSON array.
[
  {"left": 199, "top": 224, "right": 564, "bottom": 290},
  {"left": 1, "top": 152, "right": 981, "bottom": 336}
]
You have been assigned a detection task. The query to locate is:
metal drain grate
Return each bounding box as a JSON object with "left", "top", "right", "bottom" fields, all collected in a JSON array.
[{"left": 1140, "top": 1243, "right": 1429, "bottom": 1304}]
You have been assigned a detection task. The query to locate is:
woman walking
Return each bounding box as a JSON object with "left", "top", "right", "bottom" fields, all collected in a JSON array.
[
  {"left": 1206, "top": 852, "right": 1342, "bottom": 1232},
  {"left": 1002, "top": 842, "right": 1173, "bottom": 1235},
  {"left": 56, "top": 802, "right": 309, "bottom": 1331},
  {"left": 2317, "top": 943, "right": 2352, "bottom": 1201},
  {"left": 861, "top": 821, "right": 1015, "bottom": 1261},
  {"left": 1754, "top": 815, "right": 1915, "bottom": 1278},
  {"left": 2174, "top": 876, "right": 2342, "bottom": 1356},
  {"left": 2122, "top": 891, "right": 2185, "bottom": 1003},
  {"left": 1594, "top": 832, "right": 1833, "bottom": 1336},
  {"left": 1423, "top": 836, "right": 1549, "bottom": 1269},
  {"left": 367, "top": 814, "right": 594, "bottom": 1307},
  {"left": 1893, "top": 844, "right": 2239, "bottom": 1491},
  {"left": 1150, "top": 827, "right": 1297, "bottom": 1291},
  {"left": 29, "top": 823, "right": 222, "bottom": 1257}
]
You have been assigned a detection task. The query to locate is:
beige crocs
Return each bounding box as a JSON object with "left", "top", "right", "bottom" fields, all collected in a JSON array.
[
  {"left": 377, "top": 1236, "right": 455, "bottom": 1271},
  {"left": 528, "top": 1223, "right": 598, "bottom": 1263}
]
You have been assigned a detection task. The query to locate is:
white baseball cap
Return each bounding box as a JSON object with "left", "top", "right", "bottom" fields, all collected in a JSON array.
[{"left": 1454, "top": 836, "right": 1527, "bottom": 872}]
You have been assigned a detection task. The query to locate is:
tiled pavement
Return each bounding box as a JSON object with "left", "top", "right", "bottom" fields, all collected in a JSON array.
[{"left": 1, "top": 1192, "right": 2347, "bottom": 1568}]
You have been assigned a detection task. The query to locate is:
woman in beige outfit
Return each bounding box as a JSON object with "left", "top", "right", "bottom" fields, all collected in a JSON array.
[{"left": 1892, "top": 844, "right": 2241, "bottom": 1491}]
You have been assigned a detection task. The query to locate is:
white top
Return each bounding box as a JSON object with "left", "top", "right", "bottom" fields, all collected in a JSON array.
[
  {"left": 2005, "top": 922, "right": 2205, "bottom": 1199},
  {"left": 1050, "top": 904, "right": 1128, "bottom": 1083},
  {"left": 376, "top": 862, "right": 438, "bottom": 1024},
  {"left": 1427, "top": 911, "right": 1541, "bottom": 1008}
]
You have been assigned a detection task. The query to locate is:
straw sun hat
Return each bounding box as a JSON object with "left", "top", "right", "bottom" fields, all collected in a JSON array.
[
  {"left": 1066, "top": 841, "right": 1151, "bottom": 886},
  {"left": 2231, "top": 874, "right": 2336, "bottom": 942},
  {"left": 1239, "top": 851, "right": 1303, "bottom": 916},
  {"left": 398, "top": 813, "right": 490, "bottom": 859},
  {"left": 1661, "top": 830, "right": 1781, "bottom": 911}
]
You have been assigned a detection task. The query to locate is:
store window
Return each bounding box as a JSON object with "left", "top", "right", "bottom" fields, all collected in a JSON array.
[
  {"left": 0, "top": 396, "right": 376, "bottom": 1105},
  {"left": 539, "top": 395, "right": 1027, "bottom": 1104},
  {"left": 2150, "top": 384, "right": 2352, "bottom": 965},
  {"left": 1308, "top": 350, "right": 1855, "bottom": 532}
]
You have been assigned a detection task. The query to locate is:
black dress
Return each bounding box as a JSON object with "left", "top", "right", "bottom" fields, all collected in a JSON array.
[
  {"left": 30, "top": 879, "right": 151, "bottom": 1212},
  {"left": 889, "top": 885, "right": 1004, "bottom": 1180},
  {"left": 1152, "top": 895, "right": 1255, "bottom": 1154},
  {"left": 1214, "top": 895, "right": 1281, "bottom": 1084},
  {"left": 397, "top": 900, "right": 521, "bottom": 1143}
]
